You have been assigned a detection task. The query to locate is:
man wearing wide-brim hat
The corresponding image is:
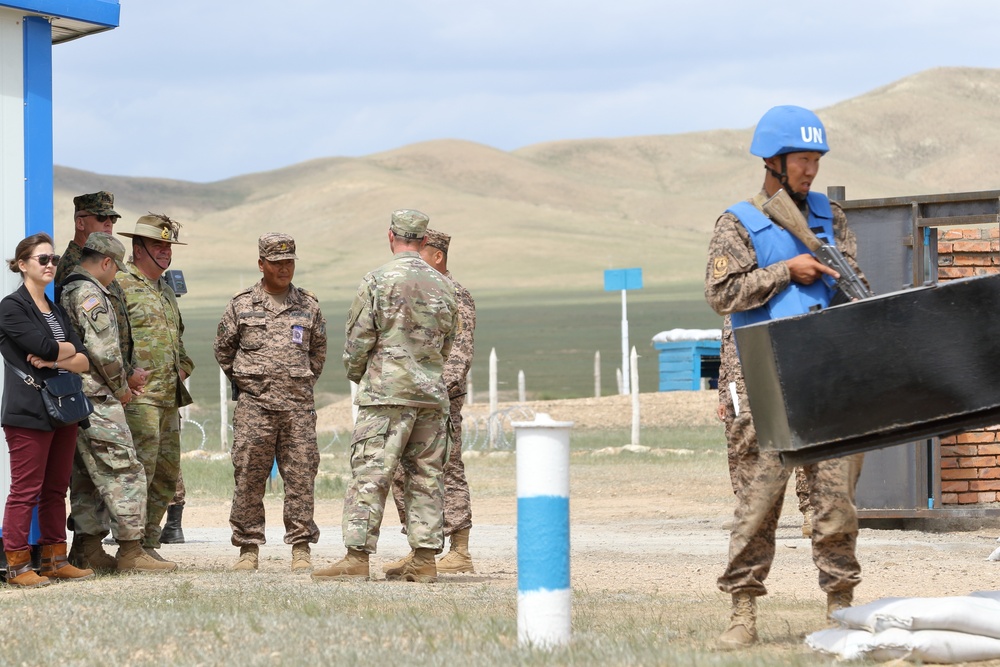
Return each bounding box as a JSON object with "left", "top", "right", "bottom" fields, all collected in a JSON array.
[{"left": 117, "top": 214, "right": 195, "bottom": 566}]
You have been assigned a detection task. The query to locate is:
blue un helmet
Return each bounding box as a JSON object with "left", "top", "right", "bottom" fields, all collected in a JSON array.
[{"left": 750, "top": 105, "right": 829, "bottom": 158}]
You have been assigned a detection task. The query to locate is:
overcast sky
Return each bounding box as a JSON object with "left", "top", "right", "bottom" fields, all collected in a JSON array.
[{"left": 50, "top": 1, "right": 1000, "bottom": 183}]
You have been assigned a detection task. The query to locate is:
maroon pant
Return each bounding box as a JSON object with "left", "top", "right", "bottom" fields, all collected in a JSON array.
[{"left": 2, "top": 424, "right": 78, "bottom": 552}]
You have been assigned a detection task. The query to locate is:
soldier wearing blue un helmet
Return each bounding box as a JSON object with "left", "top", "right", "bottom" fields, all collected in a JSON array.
[{"left": 705, "top": 105, "right": 869, "bottom": 649}]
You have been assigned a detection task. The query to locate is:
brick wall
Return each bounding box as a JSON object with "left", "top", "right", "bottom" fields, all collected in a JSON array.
[{"left": 937, "top": 227, "right": 1000, "bottom": 504}]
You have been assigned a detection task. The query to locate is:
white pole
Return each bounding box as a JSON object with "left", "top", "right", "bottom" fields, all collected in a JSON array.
[
  {"left": 181, "top": 377, "right": 192, "bottom": 421},
  {"left": 620, "top": 289, "right": 630, "bottom": 395},
  {"left": 219, "top": 368, "right": 227, "bottom": 451},
  {"left": 466, "top": 370, "right": 474, "bottom": 405},
  {"left": 513, "top": 413, "right": 573, "bottom": 648},
  {"left": 615, "top": 368, "right": 623, "bottom": 396},
  {"left": 518, "top": 369, "right": 526, "bottom": 403},
  {"left": 630, "top": 346, "right": 640, "bottom": 446},
  {"left": 594, "top": 351, "right": 601, "bottom": 398},
  {"left": 489, "top": 348, "right": 498, "bottom": 449}
]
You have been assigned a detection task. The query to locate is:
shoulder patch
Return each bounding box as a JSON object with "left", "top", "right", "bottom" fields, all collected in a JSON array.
[
  {"left": 712, "top": 256, "right": 729, "bottom": 279},
  {"left": 81, "top": 295, "right": 101, "bottom": 312}
]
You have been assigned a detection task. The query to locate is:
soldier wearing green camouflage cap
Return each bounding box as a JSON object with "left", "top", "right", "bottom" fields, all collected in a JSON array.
[
  {"left": 313, "top": 210, "right": 456, "bottom": 584},
  {"left": 117, "top": 213, "right": 194, "bottom": 564},
  {"left": 60, "top": 233, "right": 175, "bottom": 573}
]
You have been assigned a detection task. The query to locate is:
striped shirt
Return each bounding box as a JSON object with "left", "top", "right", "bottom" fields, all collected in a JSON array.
[{"left": 42, "top": 311, "right": 69, "bottom": 374}]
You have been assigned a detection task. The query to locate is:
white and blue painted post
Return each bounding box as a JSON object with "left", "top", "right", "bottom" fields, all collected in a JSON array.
[{"left": 513, "top": 413, "right": 573, "bottom": 648}]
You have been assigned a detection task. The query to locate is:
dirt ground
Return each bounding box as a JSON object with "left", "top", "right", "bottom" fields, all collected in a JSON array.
[{"left": 171, "top": 391, "right": 1000, "bottom": 658}]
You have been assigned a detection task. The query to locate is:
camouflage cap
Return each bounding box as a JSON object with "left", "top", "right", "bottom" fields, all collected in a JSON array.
[
  {"left": 84, "top": 232, "right": 127, "bottom": 271},
  {"left": 424, "top": 228, "right": 451, "bottom": 254},
  {"left": 259, "top": 232, "right": 298, "bottom": 261},
  {"left": 390, "top": 209, "right": 429, "bottom": 240},
  {"left": 118, "top": 213, "right": 187, "bottom": 245},
  {"left": 73, "top": 191, "right": 119, "bottom": 217}
]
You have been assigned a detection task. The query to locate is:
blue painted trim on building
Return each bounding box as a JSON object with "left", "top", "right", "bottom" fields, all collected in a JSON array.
[
  {"left": 0, "top": 1, "right": 120, "bottom": 27},
  {"left": 23, "top": 16, "right": 53, "bottom": 242}
]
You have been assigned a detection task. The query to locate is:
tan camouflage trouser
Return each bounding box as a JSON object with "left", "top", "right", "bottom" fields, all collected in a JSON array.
[
  {"left": 343, "top": 405, "right": 448, "bottom": 554},
  {"left": 229, "top": 401, "right": 320, "bottom": 546},
  {"left": 718, "top": 396, "right": 864, "bottom": 597},
  {"left": 125, "top": 402, "right": 180, "bottom": 549},
  {"left": 391, "top": 394, "right": 471, "bottom": 536},
  {"left": 171, "top": 468, "right": 185, "bottom": 506},
  {"left": 69, "top": 396, "right": 148, "bottom": 541}
]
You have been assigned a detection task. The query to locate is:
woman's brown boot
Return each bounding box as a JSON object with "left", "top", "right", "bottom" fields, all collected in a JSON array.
[
  {"left": 39, "top": 543, "right": 94, "bottom": 581},
  {"left": 4, "top": 549, "right": 51, "bottom": 588}
]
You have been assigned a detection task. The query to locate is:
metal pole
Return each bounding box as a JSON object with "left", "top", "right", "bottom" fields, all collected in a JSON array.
[
  {"left": 219, "top": 368, "right": 227, "bottom": 451},
  {"left": 466, "top": 370, "right": 474, "bottom": 405},
  {"left": 514, "top": 413, "right": 573, "bottom": 648},
  {"left": 620, "top": 289, "right": 630, "bottom": 394},
  {"left": 594, "top": 351, "right": 601, "bottom": 398},
  {"left": 630, "top": 346, "right": 640, "bottom": 446},
  {"left": 489, "top": 348, "right": 498, "bottom": 449},
  {"left": 518, "top": 369, "right": 526, "bottom": 403}
]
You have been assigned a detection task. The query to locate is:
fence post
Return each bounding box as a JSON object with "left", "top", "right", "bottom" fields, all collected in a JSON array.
[
  {"left": 467, "top": 370, "right": 474, "bottom": 405},
  {"left": 630, "top": 346, "right": 640, "bottom": 446},
  {"left": 594, "top": 350, "right": 601, "bottom": 398},
  {"left": 518, "top": 369, "right": 526, "bottom": 403},
  {"left": 489, "top": 348, "right": 498, "bottom": 449},
  {"left": 219, "top": 368, "right": 227, "bottom": 451}
]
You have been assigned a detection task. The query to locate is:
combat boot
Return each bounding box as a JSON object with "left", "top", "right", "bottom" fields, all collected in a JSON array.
[
  {"left": 801, "top": 507, "right": 814, "bottom": 538},
  {"left": 827, "top": 589, "right": 853, "bottom": 623},
  {"left": 159, "top": 504, "right": 185, "bottom": 544},
  {"left": 291, "top": 543, "right": 311, "bottom": 572},
  {"left": 39, "top": 543, "right": 94, "bottom": 581},
  {"left": 312, "top": 548, "right": 370, "bottom": 581},
  {"left": 437, "top": 528, "right": 474, "bottom": 574},
  {"left": 381, "top": 550, "right": 414, "bottom": 574},
  {"left": 72, "top": 534, "right": 117, "bottom": 573},
  {"left": 717, "top": 593, "right": 758, "bottom": 649},
  {"left": 232, "top": 545, "right": 259, "bottom": 571},
  {"left": 4, "top": 549, "right": 50, "bottom": 588},
  {"left": 116, "top": 540, "right": 178, "bottom": 573},
  {"left": 385, "top": 547, "right": 437, "bottom": 583}
]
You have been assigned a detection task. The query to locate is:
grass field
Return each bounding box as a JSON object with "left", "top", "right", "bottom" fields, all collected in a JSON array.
[
  {"left": 177, "top": 282, "right": 721, "bottom": 422},
  {"left": 0, "top": 425, "right": 842, "bottom": 666}
]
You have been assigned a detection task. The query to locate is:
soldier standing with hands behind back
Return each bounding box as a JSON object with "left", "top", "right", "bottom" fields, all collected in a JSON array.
[{"left": 215, "top": 233, "right": 327, "bottom": 572}]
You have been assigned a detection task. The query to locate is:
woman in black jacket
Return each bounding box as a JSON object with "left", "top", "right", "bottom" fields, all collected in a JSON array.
[{"left": 1, "top": 232, "right": 93, "bottom": 587}]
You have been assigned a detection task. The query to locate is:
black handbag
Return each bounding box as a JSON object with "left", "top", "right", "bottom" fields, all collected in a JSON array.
[{"left": 6, "top": 361, "right": 94, "bottom": 428}]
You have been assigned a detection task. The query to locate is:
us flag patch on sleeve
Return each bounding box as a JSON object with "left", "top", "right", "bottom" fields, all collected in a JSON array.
[{"left": 82, "top": 295, "right": 101, "bottom": 312}]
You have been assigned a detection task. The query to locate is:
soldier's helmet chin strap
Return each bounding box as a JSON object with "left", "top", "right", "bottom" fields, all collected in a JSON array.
[
  {"left": 138, "top": 237, "right": 171, "bottom": 272},
  {"left": 765, "top": 155, "right": 808, "bottom": 203}
]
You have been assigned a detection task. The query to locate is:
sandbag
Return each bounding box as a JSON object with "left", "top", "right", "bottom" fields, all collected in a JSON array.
[
  {"left": 832, "top": 595, "right": 1000, "bottom": 638},
  {"left": 808, "top": 627, "right": 1000, "bottom": 663}
]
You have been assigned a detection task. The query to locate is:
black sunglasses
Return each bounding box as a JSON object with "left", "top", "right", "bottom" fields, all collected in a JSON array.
[
  {"left": 30, "top": 254, "right": 61, "bottom": 266},
  {"left": 80, "top": 213, "right": 119, "bottom": 224}
]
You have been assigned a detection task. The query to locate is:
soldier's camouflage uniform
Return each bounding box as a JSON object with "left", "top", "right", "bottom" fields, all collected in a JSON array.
[
  {"left": 61, "top": 267, "right": 147, "bottom": 541},
  {"left": 118, "top": 260, "right": 194, "bottom": 549},
  {"left": 392, "top": 271, "right": 474, "bottom": 536},
  {"left": 214, "top": 281, "right": 327, "bottom": 547},
  {"left": 343, "top": 251, "right": 456, "bottom": 554},
  {"left": 58, "top": 239, "right": 141, "bottom": 537},
  {"left": 707, "top": 191, "right": 865, "bottom": 598}
]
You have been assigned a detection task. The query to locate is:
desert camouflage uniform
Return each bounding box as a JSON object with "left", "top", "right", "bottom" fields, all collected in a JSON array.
[
  {"left": 343, "top": 251, "right": 456, "bottom": 554},
  {"left": 708, "top": 191, "right": 865, "bottom": 598},
  {"left": 60, "top": 268, "right": 147, "bottom": 541},
  {"left": 215, "top": 281, "right": 327, "bottom": 547},
  {"left": 118, "top": 260, "right": 194, "bottom": 548},
  {"left": 392, "top": 271, "right": 474, "bottom": 535}
]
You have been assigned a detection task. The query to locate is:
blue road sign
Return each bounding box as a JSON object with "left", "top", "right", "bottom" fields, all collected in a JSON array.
[{"left": 604, "top": 268, "right": 643, "bottom": 291}]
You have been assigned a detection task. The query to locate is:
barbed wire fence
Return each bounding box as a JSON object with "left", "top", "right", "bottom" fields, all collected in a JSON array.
[{"left": 180, "top": 405, "right": 535, "bottom": 454}]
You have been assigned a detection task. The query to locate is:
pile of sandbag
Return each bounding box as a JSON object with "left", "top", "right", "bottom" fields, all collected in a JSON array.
[{"left": 807, "top": 591, "right": 1000, "bottom": 663}]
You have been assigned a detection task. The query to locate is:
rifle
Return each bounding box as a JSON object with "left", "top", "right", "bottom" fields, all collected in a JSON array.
[{"left": 762, "top": 189, "right": 873, "bottom": 301}]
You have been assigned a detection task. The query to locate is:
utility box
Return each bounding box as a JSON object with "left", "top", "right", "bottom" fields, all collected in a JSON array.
[{"left": 734, "top": 274, "right": 1000, "bottom": 466}]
